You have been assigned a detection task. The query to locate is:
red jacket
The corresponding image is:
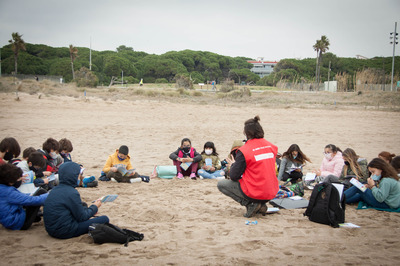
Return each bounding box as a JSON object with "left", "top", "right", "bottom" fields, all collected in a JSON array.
[{"left": 239, "top": 138, "right": 279, "bottom": 200}]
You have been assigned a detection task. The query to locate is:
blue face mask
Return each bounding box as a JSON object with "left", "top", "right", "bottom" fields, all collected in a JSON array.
[
  {"left": 117, "top": 155, "right": 125, "bottom": 161},
  {"left": 293, "top": 155, "right": 297, "bottom": 159},
  {"left": 371, "top": 174, "right": 381, "bottom": 181}
]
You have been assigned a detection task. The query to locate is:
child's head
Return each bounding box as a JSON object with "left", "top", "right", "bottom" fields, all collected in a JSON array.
[
  {"left": 22, "top": 147, "right": 36, "bottom": 160},
  {"left": 391, "top": 156, "right": 400, "bottom": 174},
  {"left": 367, "top": 158, "right": 398, "bottom": 181},
  {"left": 117, "top": 145, "right": 129, "bottom": 160},
  {"left": 0, "top": 137, "right": 21, "bottom": 160},
  {"left": 180, "top": 138, "right": 191, "bottom": 148},
  {"left": 283, "top": 144, "right": 310, "bottom": 164},
  {"left": 28, "top": 152, "right": 46, "bottom": 169},
  {"left": 378, "top": 151, "right": 396, "bottom": 164},
  {"left": 0, "top": 163, "right": 23, "bottom": 186},
  {"left": 244, "top": 115, "right": 264, "bottom": 140},
  {"left": 58, "top": 161, "right": 81, "bottom": 187},
  {"left": 59, "top": 138, "right": 73, "bottom": 153},
  {"left": 42, "top": 138, "right": 60, "bottom": 155},
  {"left": 202, "top": 141, "right": 218, "bottom": 156}
]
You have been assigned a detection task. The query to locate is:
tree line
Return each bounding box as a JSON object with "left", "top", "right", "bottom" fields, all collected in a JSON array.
[{"left": 1, "top": 33, "right": 399, "bottom": 87}]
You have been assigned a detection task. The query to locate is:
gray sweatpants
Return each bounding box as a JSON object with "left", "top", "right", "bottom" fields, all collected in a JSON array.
[{"left": 217, "top": 179, "right": 250, "bottom": 206}]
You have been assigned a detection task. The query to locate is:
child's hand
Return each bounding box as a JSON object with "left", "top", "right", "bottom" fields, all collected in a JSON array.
[
  {"left": 43, "top": 171, "right": 52, "bottom": 177},
  {"left": 111, "top": 167, "right": 118, "bottom": 172},
  {"left": 43, "top": 178, "right": 49, "bottom": 184},
  {"left": 94, "top": 199, "right": 102, "bottom": 208}
]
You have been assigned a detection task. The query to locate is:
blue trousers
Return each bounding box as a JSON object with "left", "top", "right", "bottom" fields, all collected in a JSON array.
[
  {"left": 344, "top": 186, "right": 390, "bottom": 209},
  {"left": 74, "top": 215, "right": 109, "bottom": 237}
]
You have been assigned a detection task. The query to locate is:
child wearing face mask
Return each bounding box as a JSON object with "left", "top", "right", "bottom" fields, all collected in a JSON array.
[
  {"left": 0, "top": 163, "right": 48, "bottom": 230},
  {"left": 323, "top": 148, "right": 369, "bottom": 188},
  {"left": 58, "top": 138, "right": 74, "bottom": 163},
  {"left": 0, "top": 137, "right": 21, "bottom": 165},
  {"left": 197, "top": 141, "right": 225, "bottom": 180},
  {"left": 169, "top": 138, "right": 202, "bottom": 180},
  {"left": 313, "top": 144, "right": 344, "bottom": 183},
  {"left": 102, "top": 145, "right": 145, "bottom": 183},
  {"left": 277, "top": 144, "right": 311, "bottom": 184},
  {"left": 221, "top": 140, "right": 245, "bottom": 179},
  {"left": 344, "top": 158, "right": 400, "bottom": 209},
  {"left": 38, "top": 138, "right": 61, "bottom": 174}
]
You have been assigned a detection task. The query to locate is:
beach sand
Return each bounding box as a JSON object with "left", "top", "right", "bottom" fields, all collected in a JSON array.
[{"left": 1, "top": 91, "right": 400, "bottom": 265}]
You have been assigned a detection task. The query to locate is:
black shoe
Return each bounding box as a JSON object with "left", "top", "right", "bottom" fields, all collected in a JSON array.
[
  {"left": 34, "top": 216, "right": 42, "bottom": 223},
  {"left": 244, "top": 203, "right": 261, "bottom": 218},
  {"left": 258, "top": 203, "right": 267, "bottom": 216},
  {"left": 86, "top": 180, "right": 98, "bottom": 187}
]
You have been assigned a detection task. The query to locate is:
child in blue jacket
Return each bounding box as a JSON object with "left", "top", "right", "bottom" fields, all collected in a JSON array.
[
  {"left": 0, "top": 163, "right": 48, "bottom": 230},
  {"left": 43, "top": 162, "right": 109, "bottom": 239}
]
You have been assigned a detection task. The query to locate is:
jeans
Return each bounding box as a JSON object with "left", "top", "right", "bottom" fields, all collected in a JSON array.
[
  {"left": 344, "top": 186, "right": 390, "bottom": 208},
  {"left": 73, "top": 215, "right": 110, "bottom": 237},
  {"left": 217, "top": 179, "right": 250, "bottom": 206},
  {"left": 197, "top": 169, "right": 225, "bottom": 179}
]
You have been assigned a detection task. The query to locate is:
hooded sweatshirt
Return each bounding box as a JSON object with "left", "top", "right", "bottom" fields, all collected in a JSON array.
[
  {"left": 43, "top": 162, "right": 98, "bottom": 239},
  {"left": 320, "top": 151, "right": 344, "bottom": 178},
  {"left": 102, "top": 149, "right": 133, "bottom": 173}
]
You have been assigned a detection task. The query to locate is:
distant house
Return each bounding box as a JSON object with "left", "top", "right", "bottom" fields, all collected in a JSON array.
[{"left": 247, "top": 58, "right": 278, "bottom": 78}]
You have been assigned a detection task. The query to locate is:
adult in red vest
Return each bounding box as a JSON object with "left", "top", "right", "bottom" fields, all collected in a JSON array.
[{"left": 217, "top": 116, "right": 279, "bottom": 218}]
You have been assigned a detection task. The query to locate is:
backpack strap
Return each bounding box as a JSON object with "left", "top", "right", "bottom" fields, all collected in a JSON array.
[{"left": 304, "top": 183, "right": 324, "bottom": 217}]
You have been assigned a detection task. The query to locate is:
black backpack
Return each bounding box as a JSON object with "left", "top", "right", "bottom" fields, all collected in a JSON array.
[
  {"left": 88, "top": 223, "right": 144, "bottom": 246},
  {"left": 303, "top": 182, "right": 345, "bottom": 228}
]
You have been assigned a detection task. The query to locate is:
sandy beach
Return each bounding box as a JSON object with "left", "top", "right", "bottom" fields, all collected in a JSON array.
[{"left": 1, "top": 87, "right": 400, "bottom": 265}]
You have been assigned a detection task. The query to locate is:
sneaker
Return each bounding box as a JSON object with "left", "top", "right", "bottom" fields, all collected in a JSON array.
[
  {"left": 130, "top": 178, "right": 142, "bottom": 183},
  {"left": 111, "top": 178, "right": 117, "bottom": 182},
  {"left": 140, "top": 175, "right": 150, "bottom": 183},
  {"left": 177, "top": 173, "right": 184, "bottom": 179},
  {"left": 257, "top": 203, "right": 268, "bottom": 216},
  {"left": 216, "top": 176, "right": 225, "bottom": 180},
  {"left": 190, "top": 173, "right": 197, "bottom": 180},
  {"left": 82, "top": 176, "right": 96, "bottom": 187},
  {"left": 86, "top": 180, "right": 98, "bottom": 187},
  {"left": 244, "top": 202, "right": 261, "bottom": 218}
]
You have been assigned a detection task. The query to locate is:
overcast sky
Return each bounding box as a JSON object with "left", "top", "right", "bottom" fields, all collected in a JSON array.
[{"left": 0, "top": 0, "right": 399, "bottom": 61}]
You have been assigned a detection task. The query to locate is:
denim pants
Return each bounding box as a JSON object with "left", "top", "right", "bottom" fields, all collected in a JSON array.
[
  {"left": 197, "top": 169, "right": 224, "bottom": 179},
  {"left": 344, "top": 186, "right": 390, "bottom": 208},
  {"left": 74, "top": 215, "right": 110, "bottom": 237},
  {"left": 217, "top": 179, "right": 250, "bottom": 206}
]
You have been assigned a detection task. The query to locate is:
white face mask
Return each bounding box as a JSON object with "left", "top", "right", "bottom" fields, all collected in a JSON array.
[
  {"left": 50, "top": 151, "right": 58, "bottom": 159},
  {"left": 324, "top": 153, "right": 332, "bottom": 161},
  {"left": 205, "top": 149, "right": 212, "bottom": 155}
]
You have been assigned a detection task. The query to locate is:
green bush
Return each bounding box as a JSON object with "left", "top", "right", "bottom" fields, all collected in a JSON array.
[
  {"left": 155, "top": 78, "right": 169, "bottom": 83},
  {"left": 192, "top": 91, "right": 203, "bottom": 96},
  {"left": 74, "top": 67, "right": 98, "bottom": 88}
]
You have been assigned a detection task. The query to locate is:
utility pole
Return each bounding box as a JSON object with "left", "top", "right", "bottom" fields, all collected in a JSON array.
[
  {"left": 89, "top": 37, "right": 92, "bottom": 71},
  {"left": 0, "top": 48, "right": 2, "bottom": 78},
  {"left": 121, "top": 70, "right": 123, "bottom": 87},
  {"left": 390, "top": 22, "right": 398, "bottom": 91},
  {"left": 327, "top": 61, "right": 331, "bottom": 91}
]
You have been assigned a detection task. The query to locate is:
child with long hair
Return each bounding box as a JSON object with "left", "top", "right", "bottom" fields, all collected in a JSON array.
[
  {"left": 314, "top": 144, "right": 344, "bottom": 183},
  {"left": 344, "top": 158, "right": 400, "bottom": 209},
  {"left": 323, "top": 148, "right": 369, "bottom": 187},
  {"left": 379, "top": 151, "right": 396, "bottom": 164},
  {"left": 197, "top": 141, "right": 225, "bottom": 180},
  {"left": 277, "top": 144, "right": 311, "bottom": 184}
]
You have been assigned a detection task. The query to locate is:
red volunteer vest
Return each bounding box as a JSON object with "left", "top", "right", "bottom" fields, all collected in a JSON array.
[{"left": 239, "top": 138, "right": 279, "bottom": 200}]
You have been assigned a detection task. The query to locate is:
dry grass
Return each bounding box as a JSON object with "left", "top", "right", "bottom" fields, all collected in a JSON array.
[{"left": 1, "top": 77, "right": 399, "bottom": 111}]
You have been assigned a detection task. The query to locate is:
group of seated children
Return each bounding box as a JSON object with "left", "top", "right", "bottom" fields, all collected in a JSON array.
[
  {"left": 0, "top": 137, "right": 109, "bottom": 238},
  {"left": 169, "top": 138, "right": 245, "bottom": 180}
]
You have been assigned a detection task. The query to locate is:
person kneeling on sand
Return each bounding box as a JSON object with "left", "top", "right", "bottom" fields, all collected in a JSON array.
[
  {"left": 217, "top": 116, "right": 279, "bottom": 218},
  {"left": 43, "top": 162, "right": 109, "bottom": 239},
  {"left": 101, "top": 145, "right": 146, "bottom": 183}
]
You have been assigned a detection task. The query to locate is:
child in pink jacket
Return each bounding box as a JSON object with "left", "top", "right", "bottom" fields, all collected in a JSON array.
[{"left": 315, "top": 144, "right": 344, "bottom": 182}]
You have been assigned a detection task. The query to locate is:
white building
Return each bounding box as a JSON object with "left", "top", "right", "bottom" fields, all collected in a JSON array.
[{"left": 247, "top": 58, "right": 278, "bottom": 78}]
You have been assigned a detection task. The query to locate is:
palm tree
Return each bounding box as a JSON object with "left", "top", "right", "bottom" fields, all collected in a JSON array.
[
  {"left": 69, "top": 44, "right": 78, "bottom": 80},
  {"left": 8, "top": 32, "right": 26, "bottom": 76},
  {"left": 313, "top": 35, "right": 330, "bottom": 84}
]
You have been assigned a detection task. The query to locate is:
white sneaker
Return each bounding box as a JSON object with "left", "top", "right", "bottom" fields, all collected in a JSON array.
[
  {"left": 216, "top": 176, "right": 226, "bottom": 180},
  {"left": 111, "top": 178, "right": 117, "bottom": 182},
  {"left": 130, "top": 178, "right": 142, "bottom": 183}
]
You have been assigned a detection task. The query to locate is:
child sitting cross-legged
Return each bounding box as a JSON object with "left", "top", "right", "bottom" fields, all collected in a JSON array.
[
  {"left": 197, "top": 141, "right": 225, "bottom": 180},
  {"left": 43, "top": 162, "right": 109, "bottom": 239}
]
